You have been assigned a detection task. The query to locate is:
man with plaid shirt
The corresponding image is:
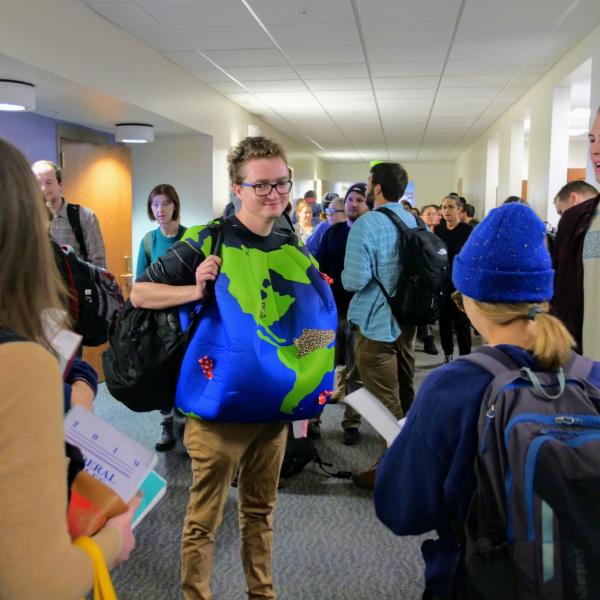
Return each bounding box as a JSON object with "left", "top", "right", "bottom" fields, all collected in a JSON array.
[{"left": 33, "top": 160, "right": 107, "bottom": 268}]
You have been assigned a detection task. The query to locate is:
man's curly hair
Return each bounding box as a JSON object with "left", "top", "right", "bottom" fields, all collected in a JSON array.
[{"left": 227, "top": 136, "right": 288, "bottom": 185}]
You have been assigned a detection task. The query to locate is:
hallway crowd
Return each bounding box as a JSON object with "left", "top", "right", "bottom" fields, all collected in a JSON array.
[{"left": 1, "top": 106, "right": 600, "bottom": 600}]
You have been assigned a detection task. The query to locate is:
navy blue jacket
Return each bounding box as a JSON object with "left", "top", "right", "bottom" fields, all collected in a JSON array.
[{"left": 374, "top": 345, "right": 600, "bottom": 596}]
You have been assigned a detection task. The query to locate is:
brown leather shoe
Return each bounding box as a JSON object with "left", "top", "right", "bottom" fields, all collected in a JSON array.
[{"left": 352, "top": 463, "right": 377, "bottom": 490}]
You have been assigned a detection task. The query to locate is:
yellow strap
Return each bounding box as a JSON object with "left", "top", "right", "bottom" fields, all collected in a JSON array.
[{"left": 74, "top": 536, "right": 118, "bottom": 600}]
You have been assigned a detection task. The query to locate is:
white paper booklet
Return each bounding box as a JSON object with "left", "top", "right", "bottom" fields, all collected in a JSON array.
[
  {"left": 65, "top": 405, "right": 158, "bottom": 502},
  {"left": 343, "top": 388, "right": 406, "bottom": 446},
  {"left": 42, "top": 308, "right": 82, "bottom": 376}
]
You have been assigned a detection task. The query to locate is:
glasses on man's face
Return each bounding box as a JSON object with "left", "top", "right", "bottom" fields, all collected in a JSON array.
[
  {"left": 325, "top": 209, "right": 345, "bottom": 215},
  {"left": 241, "top": 180, "right": 293, "bottom": 197},
  {"left": 451, "top": 290, "right": 465, "bottom": 313}
]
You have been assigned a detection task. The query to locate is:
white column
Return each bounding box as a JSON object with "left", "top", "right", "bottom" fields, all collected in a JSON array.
[
  {"left": 546, "top": 85, "right": 571, "bottom": 225},
  {"left": 509, "top": 119, "right": 525, "bottom": 197},
  {"left": 485, "top": 137, "right": 500, "bottom": 215}
]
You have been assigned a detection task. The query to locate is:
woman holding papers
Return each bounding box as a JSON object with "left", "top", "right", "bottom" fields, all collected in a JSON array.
[
  {"left": 0, "top": 138, "right": 138, "bottom": 599},
  {"left": 374, "top": 203, "right": 600, "bottom": 599}
]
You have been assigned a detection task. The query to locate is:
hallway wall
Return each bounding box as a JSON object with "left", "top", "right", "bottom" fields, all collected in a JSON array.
[{"left": 454, "top": 23, "right": 600, "bottom": 220}]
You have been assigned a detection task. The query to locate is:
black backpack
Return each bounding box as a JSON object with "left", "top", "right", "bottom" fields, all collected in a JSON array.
[
  {"left": 456, "top": 346, "right": 600, "bottom": 599},
  {"left": 102, "top": 223, "right": 223, "bottom": 412},
  {"left": 52, "top": 241, "right": 124, "bottom": 346},
  {"left": 66, "top": 203, "right": 89, "bottom": 262},
  {"left": 374, "top": 207, "right": 449, "bottom": 326}
]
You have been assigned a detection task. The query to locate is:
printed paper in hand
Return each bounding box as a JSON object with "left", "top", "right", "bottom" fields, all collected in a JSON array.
[
  {"left": 65, "top": 405, "right": 158, "bottom": 502},
  {"left": 343, "top": 388, "right": 405, "bottom": 446}
]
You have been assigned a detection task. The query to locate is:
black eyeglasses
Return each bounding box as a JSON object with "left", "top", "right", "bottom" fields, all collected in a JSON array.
[
  {"left": 241, "top": 180, "right": 293, "bottom": 197},
  {"left": 325, "top": 209, "right": 345, "bottom": 215},
  {"left": 451, "top": 290, "right": 465, "bottom": 313}
]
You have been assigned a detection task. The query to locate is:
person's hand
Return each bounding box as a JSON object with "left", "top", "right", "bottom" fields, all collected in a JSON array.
[
  {"left": 104, "top": 493, "right": 142, "bottom": 565},
  {"left": 195, "top": 255, "right": 222, "bottom": 299},
  {"left": 70, "top": 380, "right": 95, "bottom": 412}
]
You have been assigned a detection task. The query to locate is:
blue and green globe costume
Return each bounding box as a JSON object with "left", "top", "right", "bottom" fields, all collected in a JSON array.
[{"left": 176, "top": 219, "right": 337, "bottom": 423}]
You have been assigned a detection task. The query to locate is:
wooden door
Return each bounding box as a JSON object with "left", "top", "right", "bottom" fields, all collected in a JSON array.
[{"left": 60, "top": 140, "right": 133, "bottom": 379}]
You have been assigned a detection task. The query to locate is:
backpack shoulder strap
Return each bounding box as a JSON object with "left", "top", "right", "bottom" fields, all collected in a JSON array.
[
  {"left": 564, "top": 352, "right": 594, "bottom": 380},
  {"left": 143, "top": 231, "right": 153, "bottom": 264},
  {"left": 376, "top": 206, "right": 409, "bottom": 232},
  {"left": 66, "top": 203, "right": 89, "bottom": 262},
  {"left": 458, "top": 345, "right": 520, "bottom": 376},
  {"left": 377, "top": 206, "right": 426, "bottom": 232},
  {"left": 206, "top": 218, "right": 224, "bottom": 256}
]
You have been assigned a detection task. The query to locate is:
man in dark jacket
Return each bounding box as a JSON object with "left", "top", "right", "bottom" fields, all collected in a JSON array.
[{"left": 552, "top": 107, "right": 600, "bottom": 359}]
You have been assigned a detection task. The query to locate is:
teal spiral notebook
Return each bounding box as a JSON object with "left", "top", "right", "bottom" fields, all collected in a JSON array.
[{"left": 132, "top": 471, "right": 167, "bottom": 528}]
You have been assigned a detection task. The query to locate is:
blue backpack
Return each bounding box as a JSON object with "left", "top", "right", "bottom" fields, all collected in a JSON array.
[{"left": 457, "top": 346, "right": 600, "bottom": 599}]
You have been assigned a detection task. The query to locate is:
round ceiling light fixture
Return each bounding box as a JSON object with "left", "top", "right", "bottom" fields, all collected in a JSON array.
[
  {"left": 0, "top": 79, "right": 36, "bottom": 111},
  {"left": 115, "top": 122, "right": 154, "bottom": 143}
]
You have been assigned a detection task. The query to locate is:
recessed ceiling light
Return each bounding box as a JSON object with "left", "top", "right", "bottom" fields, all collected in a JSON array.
[
  {"left": 0, "top": 79, "right": 35, "bottom": 111},
  {"left": 115, "top": 123, "right": 154, "bottom": 143}
]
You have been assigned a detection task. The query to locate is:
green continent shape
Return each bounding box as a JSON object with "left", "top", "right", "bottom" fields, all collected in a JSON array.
[
  {"left": 220, "top": 246, "right": 312, "bottom": 341},
  {"left": 278, "top": 346, "right": 334, "bottom": 414}
]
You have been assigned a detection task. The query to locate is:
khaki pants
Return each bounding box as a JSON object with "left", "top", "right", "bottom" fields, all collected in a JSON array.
[
  {"left": 181, "top": 418, "right": 288, "bottom": 600},
  {"left": 354, "top": 326, "right": 416, "bottom": 423}
]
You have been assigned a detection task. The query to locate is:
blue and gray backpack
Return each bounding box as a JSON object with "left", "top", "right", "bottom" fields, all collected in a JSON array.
[{"left": 458, "top": 346, "right": 600, "bottom": 599}]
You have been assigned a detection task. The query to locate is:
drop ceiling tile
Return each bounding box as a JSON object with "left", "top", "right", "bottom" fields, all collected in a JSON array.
[
  {"left": 456, "top": 11, "right": 564, "bottom": 41},
  {"left": 533, "top": 37, "right": 579, "bottom": 61},
  {"left": 508, "top": 72, "right": 543, "bottom": 86},
  {"left": 497, "top": 86, "right": 528, "bottom": 99},
  {"left": 450, "top": 40, "right": 541, "bottom": 62},
  {"left": 134, "top": 0, "right": 256, "bottom": 28},
  {"left": 306, "top": 79, "right": 372, "bottom": 91},
  {"left": 283, "top": 45, "right": 365, "bottom": 65},
  {"left": 373, "top": 77, "right": 438, "bottom": 90},
  {"left": 202, "top": 49, "right": 286, "bottom": 67},
  {"left": 361, "top": 19, "right": 455, "bottom": 46},
  {"left": 367, "top": 42, "right": 449, "bottom": 62},
  {"left": 295, "top": 64, "right": 369, "bottom": 79},
  {"left": 444, "top": 61, "right": 519, "bottom": 76},
  {"left": 269, "top": 22, "right": 360, "bottom": 47},
  {"left": 438, "top": 87, "right": 503, "bottom": 99},
  {"left": 247, "top": 0, "right": 356, "bottom": 25},
  {"left": 245, "top": 80, "right": 308, "bottom": 92},
  {"left": 370, "top": 62, "right": 443, "bottom": 77},
  {"left": 313, "top": 90, "right": 375, "bottom": 101},
  {"left": 433, "top": 98, "right": 491, "bottom": 114},
  {"left": 441, "top": 74, "right": 514, "bottom": 87},
  {"left": 173, "top": 25, "right": 272, "bottom": 50},
  {"left": 87, "top": 3, "right": 189, "bottom": 51},
  {"left": 428, "top": 115, "right": 478, "bottom": 127},
  {"left": 356, "top": 0, "right": 462, "bottom": 21},
  {"left": 375, "top": 89, "right": 436, "bottom": 100},
  {"left": 227, "top": 66, "right": 298, "bottom": 80},
  {"left": 549, "top": 3, "right": 600, "bottom": 36},
  {"left": 189, "top": 66, "right": 234, "bottom": 83}
]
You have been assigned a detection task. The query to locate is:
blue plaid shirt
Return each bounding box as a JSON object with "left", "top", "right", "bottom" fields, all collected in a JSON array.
[{"left": 342, "top": 202, "right": 417, "bottom": 342}]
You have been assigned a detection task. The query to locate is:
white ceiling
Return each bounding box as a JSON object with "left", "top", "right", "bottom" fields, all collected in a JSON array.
[{"left": 77, "top": 0, "right": 600, "bottom": 161}]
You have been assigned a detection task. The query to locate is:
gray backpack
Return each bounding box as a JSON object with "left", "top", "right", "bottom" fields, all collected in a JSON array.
[{"left": 457, "top": 346, "right": 600, "bottom": 599}]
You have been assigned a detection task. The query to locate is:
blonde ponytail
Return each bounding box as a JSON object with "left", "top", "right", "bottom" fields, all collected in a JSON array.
[{"left": 472, "top": 300, "right": 574, "bottom": 370}]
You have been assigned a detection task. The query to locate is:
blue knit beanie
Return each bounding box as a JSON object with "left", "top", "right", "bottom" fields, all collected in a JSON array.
[{"left": 452, "top": 203, "right": 554, "bottom": 302}]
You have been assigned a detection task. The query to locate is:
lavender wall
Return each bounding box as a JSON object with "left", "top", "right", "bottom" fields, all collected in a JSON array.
[
  {"left": 0, "top": 111, "right": 58, "bottom": 162},
  {"left": 0, "top": 111, "right": 117, "bottom": 164}
]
